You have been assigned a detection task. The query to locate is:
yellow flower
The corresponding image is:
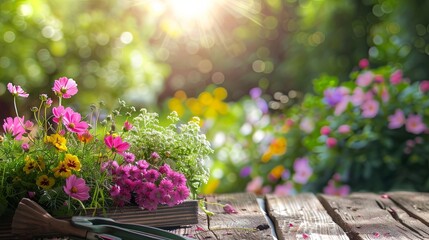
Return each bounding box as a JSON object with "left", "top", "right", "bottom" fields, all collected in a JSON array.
[
  {"left": 23, "top": 156, "right": 37, "bottom": 174},
  {"left": 36, "top": 175, "right": 55, "bottom": 189},
  {"left": 44, "top": 133, "right": 68, "bottom": 152},
  {"left": 52, "top": 161, "right": 72, "bottom": 178},
  {"left": 36, "top": 156, "right": 46, "bottom": 171},
  {"left": 64, "top": 153, "right": 81, "bottom": 171}
]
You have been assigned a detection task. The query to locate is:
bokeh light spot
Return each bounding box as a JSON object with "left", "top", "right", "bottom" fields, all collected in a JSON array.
[
  {"left": 212, "top": 71, "right": 225, "bottom": 84},
  {"left": 252, "top": 60, "right": 265, "bottom": 73},
  {"left": 120, "top": 32, "right": 133, "bottom": 44},
  {"left": 198, "top": 59, "right": 213, "bottom": 73}
]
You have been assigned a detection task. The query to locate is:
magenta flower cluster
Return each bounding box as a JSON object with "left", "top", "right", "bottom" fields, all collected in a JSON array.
[{"left": 102, "top": 149, "right": 190, "bottom": 210}]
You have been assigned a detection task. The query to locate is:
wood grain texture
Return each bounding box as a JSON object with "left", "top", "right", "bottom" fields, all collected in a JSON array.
[
  {"left": 388, "top": 191, "right": 429, "bottom": 227},
  {"left": 318, "top": 192, "right": 429, "bottom": 240},
  {"left": 266, "top": 193, "right": 348, "bottom": 240},
  {"left": 205, "top": 193, "right": 273, "bottom": 240}
]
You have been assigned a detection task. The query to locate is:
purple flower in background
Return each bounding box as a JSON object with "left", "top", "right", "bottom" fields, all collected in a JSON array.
[
  {"left": 388, "top": 109, "right": 405, "bottom": 129},
  {"left": 405, "top": 114, "right": 426, "bottom": 134},
  {"left": 240, "top": 166, "right": 252, "bottom": 178},
  {"left": 249, "top": 87, "right": 262, "bottom": 99},
  {"left": 255, "top": 98, "right": 269, "bottom": 114},
  {"left": 356, "top": 71, "right": 374, "bottom": 87},
  {"left": 293, "top": 157, "right": 313, "bottom": 184},
  {"left": 122, "top": 152, "right": 135, "bottom": 163},
  {"left": 323, "top": 88, "right": 344, "bottom": 107},
  {"left": 361, "top": 99, "right": 379, "bottom": 118}
]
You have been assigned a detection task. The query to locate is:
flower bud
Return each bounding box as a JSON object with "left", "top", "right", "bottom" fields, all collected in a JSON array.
[
  {"left": 31, "top": 107, "right": 38, "bottom": 112},
  {"left": 320, "top": 126, "right": 331, "bottom": 135},
  {"left": 39, "top": 94, "right": 48, "bottom": 101},
  {"left": 419, "top": 80, "right": 429, "bottom": 93},
  {"left": 21, "top": 143, "right": 30, "bottom": 152},
  {"left": 326, "top": 137, "right": 337, "bottom": 148},
  {"left": 112, "top": 110, "right": 120, "bottom": 116},
  {"left": 358, "top": 58, "right": 369, "bottom": 69}
]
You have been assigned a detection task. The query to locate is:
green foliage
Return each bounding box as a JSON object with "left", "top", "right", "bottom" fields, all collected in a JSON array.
[
  {"left": 123, "top": 109, "right": 214, "bottom": 197},
  {"left": 284, "top": 64, "right": 429, "bottom": 192}
]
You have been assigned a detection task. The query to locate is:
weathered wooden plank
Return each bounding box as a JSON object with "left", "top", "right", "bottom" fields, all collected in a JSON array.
[
  {"left": 388, "top": 191, "right": 429, "bottom": 227},
  {"left": 318, "top": 192, "right": 429, "bottom": 240},
  {"left": 205, "top": 193, "right": 273, "bottom": 240},
  {"left": 169, "top": 207, "right": 217, "bottom": 239},
  {"left": 266, "top": 193, "right": 348, "bottom": 240}
]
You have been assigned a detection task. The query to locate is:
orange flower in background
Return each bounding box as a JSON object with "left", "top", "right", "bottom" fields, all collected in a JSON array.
[
  {"left": 261, "top": 137, "right": 287, "bottom": 163},
  {"left": 270, "top": 165, "right": 285, "bottom": 179},
  {"left": 168, "top": 87, "right": 229, "bottom": 120},
  {"left": 77, "top": 131, "right": 93, "bottom": 143}
]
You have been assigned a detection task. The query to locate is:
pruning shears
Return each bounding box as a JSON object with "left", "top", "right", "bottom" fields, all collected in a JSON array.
[{"left": 70, "top": 216, "right": 192, "bottom": 240}]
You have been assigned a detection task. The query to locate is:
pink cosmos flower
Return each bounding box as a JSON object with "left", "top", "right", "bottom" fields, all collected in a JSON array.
[
  {"left": 104, "top": 135, "right": 130, "bottom": 153},
  {"left": 52, "top": 106, "right": 74, "bottom": 124},
  {"left": 338, "top": 125, "right": 351, "bottom": 134},
  {"left": 358, "top": 58, "right": 369, "bottom": 69},
  {"left": 388, "top": 109, "right": 405, "bottom": 129},
  {"left": 390, "top": 70, "right": 402, "bottom": 85},
  {"left": 7, "top": 83, "right": 29, "bottom": 98},
  {"left": 361, "top": 99, "right": 379, "bottom": 118},
  {"left": 356, "top": 71, "right": 374, "bottom": 87},
  {"left": 293, "top": 157, "right": 313, "bottom": 184},
  {"left": 326, "top": 137, "right": 337, "bottom": 148},
  {"left": 63, "top": 175, "right": 90, "bottom": 201},
  {"left": 46, "top": 98, "right": 53, "bottom": 107},
  {"left": 3, "top": 116, "right": 32, "bottom": 140},
  {"left": 405, "top": 114, "right": 426, "bottom": 134},
  {"left": 52, "top": 77, "right": 78, "bottom": 98},
  {"left": 420, "top": 80, "right": 429, "bottom": 93},
  {"left": 63, "top": 109, "right": 89, "bottom": 134}
]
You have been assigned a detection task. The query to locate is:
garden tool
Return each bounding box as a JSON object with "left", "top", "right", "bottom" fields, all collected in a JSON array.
[{"left": 12, "top": 197, "right": 192, "bottom": 240}]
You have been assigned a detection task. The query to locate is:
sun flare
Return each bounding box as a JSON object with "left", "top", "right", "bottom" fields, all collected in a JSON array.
[{"left": 167, "top": 0, "right": 216, "bottom": 20}]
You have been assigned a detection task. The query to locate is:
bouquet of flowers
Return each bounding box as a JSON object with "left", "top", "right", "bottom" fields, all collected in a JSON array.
[{"left": 0, "top": 77, "right": 213, "bottom": 217}]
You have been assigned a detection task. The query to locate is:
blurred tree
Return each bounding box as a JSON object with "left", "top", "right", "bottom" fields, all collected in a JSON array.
[
  {"left": 0, "top": 0, "right": 169, "bottom": 117},
  {"left": 155, "top": 0, "right": 429, "bottom": 105}
]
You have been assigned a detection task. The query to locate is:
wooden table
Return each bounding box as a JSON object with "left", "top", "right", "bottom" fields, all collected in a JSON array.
[
  {"left": 1, "top": 191, "right": 429, "bottom": 239},
  {"left": 171, "top": 191, "right": 429, "bottom": 240}
]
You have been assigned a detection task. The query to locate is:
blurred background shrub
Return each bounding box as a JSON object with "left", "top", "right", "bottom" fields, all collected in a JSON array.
[{"left": 1, "top": 0, "right": 429, "bottom": 194}]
